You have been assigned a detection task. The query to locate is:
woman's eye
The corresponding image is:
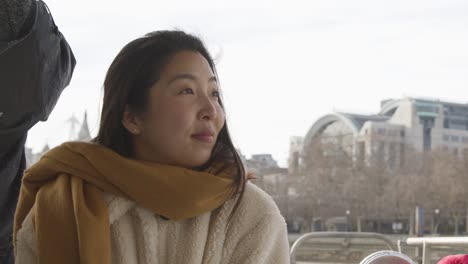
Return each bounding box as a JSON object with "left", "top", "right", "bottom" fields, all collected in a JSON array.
[
  {"left": 212, "top": 90, "right": 220, "bottom": 97},
  {"left": 180, "top": 88, "right": 194, "bottom": 94}
]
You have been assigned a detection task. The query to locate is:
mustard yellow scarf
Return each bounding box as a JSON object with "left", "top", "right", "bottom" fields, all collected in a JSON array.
[{"left": 14, "top": 141, "right": 239, "bottom": 264}]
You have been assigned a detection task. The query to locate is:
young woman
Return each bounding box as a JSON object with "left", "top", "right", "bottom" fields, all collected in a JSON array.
[{"left": 13, "top": 30, "right": 290, "bottom": 263}]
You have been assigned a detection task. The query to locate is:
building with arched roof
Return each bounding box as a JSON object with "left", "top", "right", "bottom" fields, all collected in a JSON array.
[{"left": 289, "top": 97, "right": 468, "bottom": 172}]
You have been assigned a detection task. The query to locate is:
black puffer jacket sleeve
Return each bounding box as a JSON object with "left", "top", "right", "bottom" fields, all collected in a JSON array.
[
  {"left": 0, "top": 0, "right": 76, "bottom": 155},
  {"left": 0, "top": 1, "right": 75, "bottom": 263}
]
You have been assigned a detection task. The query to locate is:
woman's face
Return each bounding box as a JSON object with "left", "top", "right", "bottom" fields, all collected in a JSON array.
[{"left": 123, "top": 51, "right": 225, "bottom": 168}]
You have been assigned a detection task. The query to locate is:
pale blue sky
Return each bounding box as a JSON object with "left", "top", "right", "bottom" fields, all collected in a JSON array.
[{"left": 26, "top": 0, "right": 468, "bottom": 167}]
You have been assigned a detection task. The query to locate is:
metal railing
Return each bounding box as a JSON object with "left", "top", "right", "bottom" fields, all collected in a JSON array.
[
  {"left": 403, "top": 237, "right": 468, "bottom": 264},
  {"left": 290, "top": 232, "right": 397, "bottom": 264},
  {"left": 360, "top": 250, "right": 415, "bottom": 264},
  {"left": 290, "top": 232, "right": 468, "bottom": 264}
]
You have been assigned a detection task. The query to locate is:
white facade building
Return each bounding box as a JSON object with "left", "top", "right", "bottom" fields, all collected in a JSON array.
[{"left": 290, "top": 97, "right": 468, "bottom": 170}]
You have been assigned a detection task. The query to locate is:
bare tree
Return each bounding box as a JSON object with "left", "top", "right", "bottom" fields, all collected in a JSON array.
[{"left": 291, "top": 133, "right": 468, "bottom": 234}]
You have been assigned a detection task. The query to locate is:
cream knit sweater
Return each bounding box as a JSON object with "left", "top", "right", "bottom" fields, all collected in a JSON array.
[{"left": 15, "top": 182, "right": 290, "bottom": 264}]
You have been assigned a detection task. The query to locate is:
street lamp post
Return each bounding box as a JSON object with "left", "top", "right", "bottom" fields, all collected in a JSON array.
[
  {"left": 434, "top": 209, "right": 440, "bottom": 234},
  {"left": 346, "top": 210, "right": 351, "bottom": 232}
]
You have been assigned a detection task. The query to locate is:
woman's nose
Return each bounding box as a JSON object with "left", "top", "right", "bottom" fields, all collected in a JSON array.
[{"left": 198, "top": 95, "right": 219, "bottom": 120}]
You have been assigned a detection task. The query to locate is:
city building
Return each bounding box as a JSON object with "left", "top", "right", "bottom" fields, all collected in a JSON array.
[
  {"left": 290, "top": 97, "right": 468, "bottom": 171},
  {"left": 26, "top": 111, "right": 92, "bottom": 167}
]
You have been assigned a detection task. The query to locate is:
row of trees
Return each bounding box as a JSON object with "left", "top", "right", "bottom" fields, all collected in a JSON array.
[{"left": 274, "top": 135, "right": 468, "bottom": 234}]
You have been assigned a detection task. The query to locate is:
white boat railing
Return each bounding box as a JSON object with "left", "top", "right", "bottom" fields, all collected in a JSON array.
[
  {"left": 360, "top": 250, "right": 415, "bottom": 264},
  {"left": 290, "top": 232, "right": 467, "bottom": 264},
  {"left": 403, "top": 237, "right": 468, "bottom": 264},
  {"left": 290, "top": 232, "right": 397, "bottom": 264}
]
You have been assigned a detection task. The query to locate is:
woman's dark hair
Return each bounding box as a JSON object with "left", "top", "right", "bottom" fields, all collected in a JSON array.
[{"left": 92, "top": 30, "right": 246, "bottom": 222}]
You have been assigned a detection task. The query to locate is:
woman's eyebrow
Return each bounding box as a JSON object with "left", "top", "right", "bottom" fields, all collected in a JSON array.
[
  {"left": 208, "top": 76, "right": 217, "bottom": 83},
  {"left": 167, "top": 74, "right": 217, "bottom": 85}
]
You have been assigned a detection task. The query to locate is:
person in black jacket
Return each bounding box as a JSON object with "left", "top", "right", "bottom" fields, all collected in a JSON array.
[{"left": 0, "top": 0, "right": 76, "bottom": 262}]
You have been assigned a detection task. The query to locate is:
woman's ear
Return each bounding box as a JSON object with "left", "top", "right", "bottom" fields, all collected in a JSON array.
[{"left": 121, "top": 105, "right": 142, "bottom": 135}]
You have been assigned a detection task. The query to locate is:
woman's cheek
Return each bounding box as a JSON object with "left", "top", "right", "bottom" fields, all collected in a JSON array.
[{"left": 218, "top": 108, "right": 226, "bottom": 125}]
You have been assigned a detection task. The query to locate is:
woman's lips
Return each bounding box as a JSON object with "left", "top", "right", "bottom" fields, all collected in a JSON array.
[{"left": 191, "top": 135, "right": 215, "bottom": 143}]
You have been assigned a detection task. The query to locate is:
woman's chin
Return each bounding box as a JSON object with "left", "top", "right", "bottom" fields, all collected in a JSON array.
[{"left": 176, "top": 156, "right": 211, "bottom": 170}]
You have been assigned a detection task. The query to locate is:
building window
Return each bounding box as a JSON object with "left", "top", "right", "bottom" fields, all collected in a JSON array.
[
  {"left": 358, "top": 141, "right": 365, "bottom": 163},
  {"left": 463, "top": 137, "right": 468, "bottom": 144},
  {"left": 451, "top": 135, "right": 460, "bottom": 142},
  {"left": 451, "top": 119, "right": 468, "bottom": 130},
  {"left": 388, "top": 143, "right": 397, "bottom": 169},
  {"left": 399, "top": 143, "right": 405, "bottom": 167},
  {"left": 444, "top": 117, "right": 468, "bottom": 131},
  {"left": 377, "top": 128, "right": 386, "bottom": 135},
  {"left": 400, "top": 130, "right": 405, "bottom": 138},
  {"left": 416, "top": 105, "right": 439, "bottom": 113},
  {"left": 443, "top": 118, "right": 450, "bottom": 129},
  {"left": 377, "top": 141, "right": 385, "bottom": 159},
  {"left": 443, "top": 135, "right": 450, "bottom": 141}
]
